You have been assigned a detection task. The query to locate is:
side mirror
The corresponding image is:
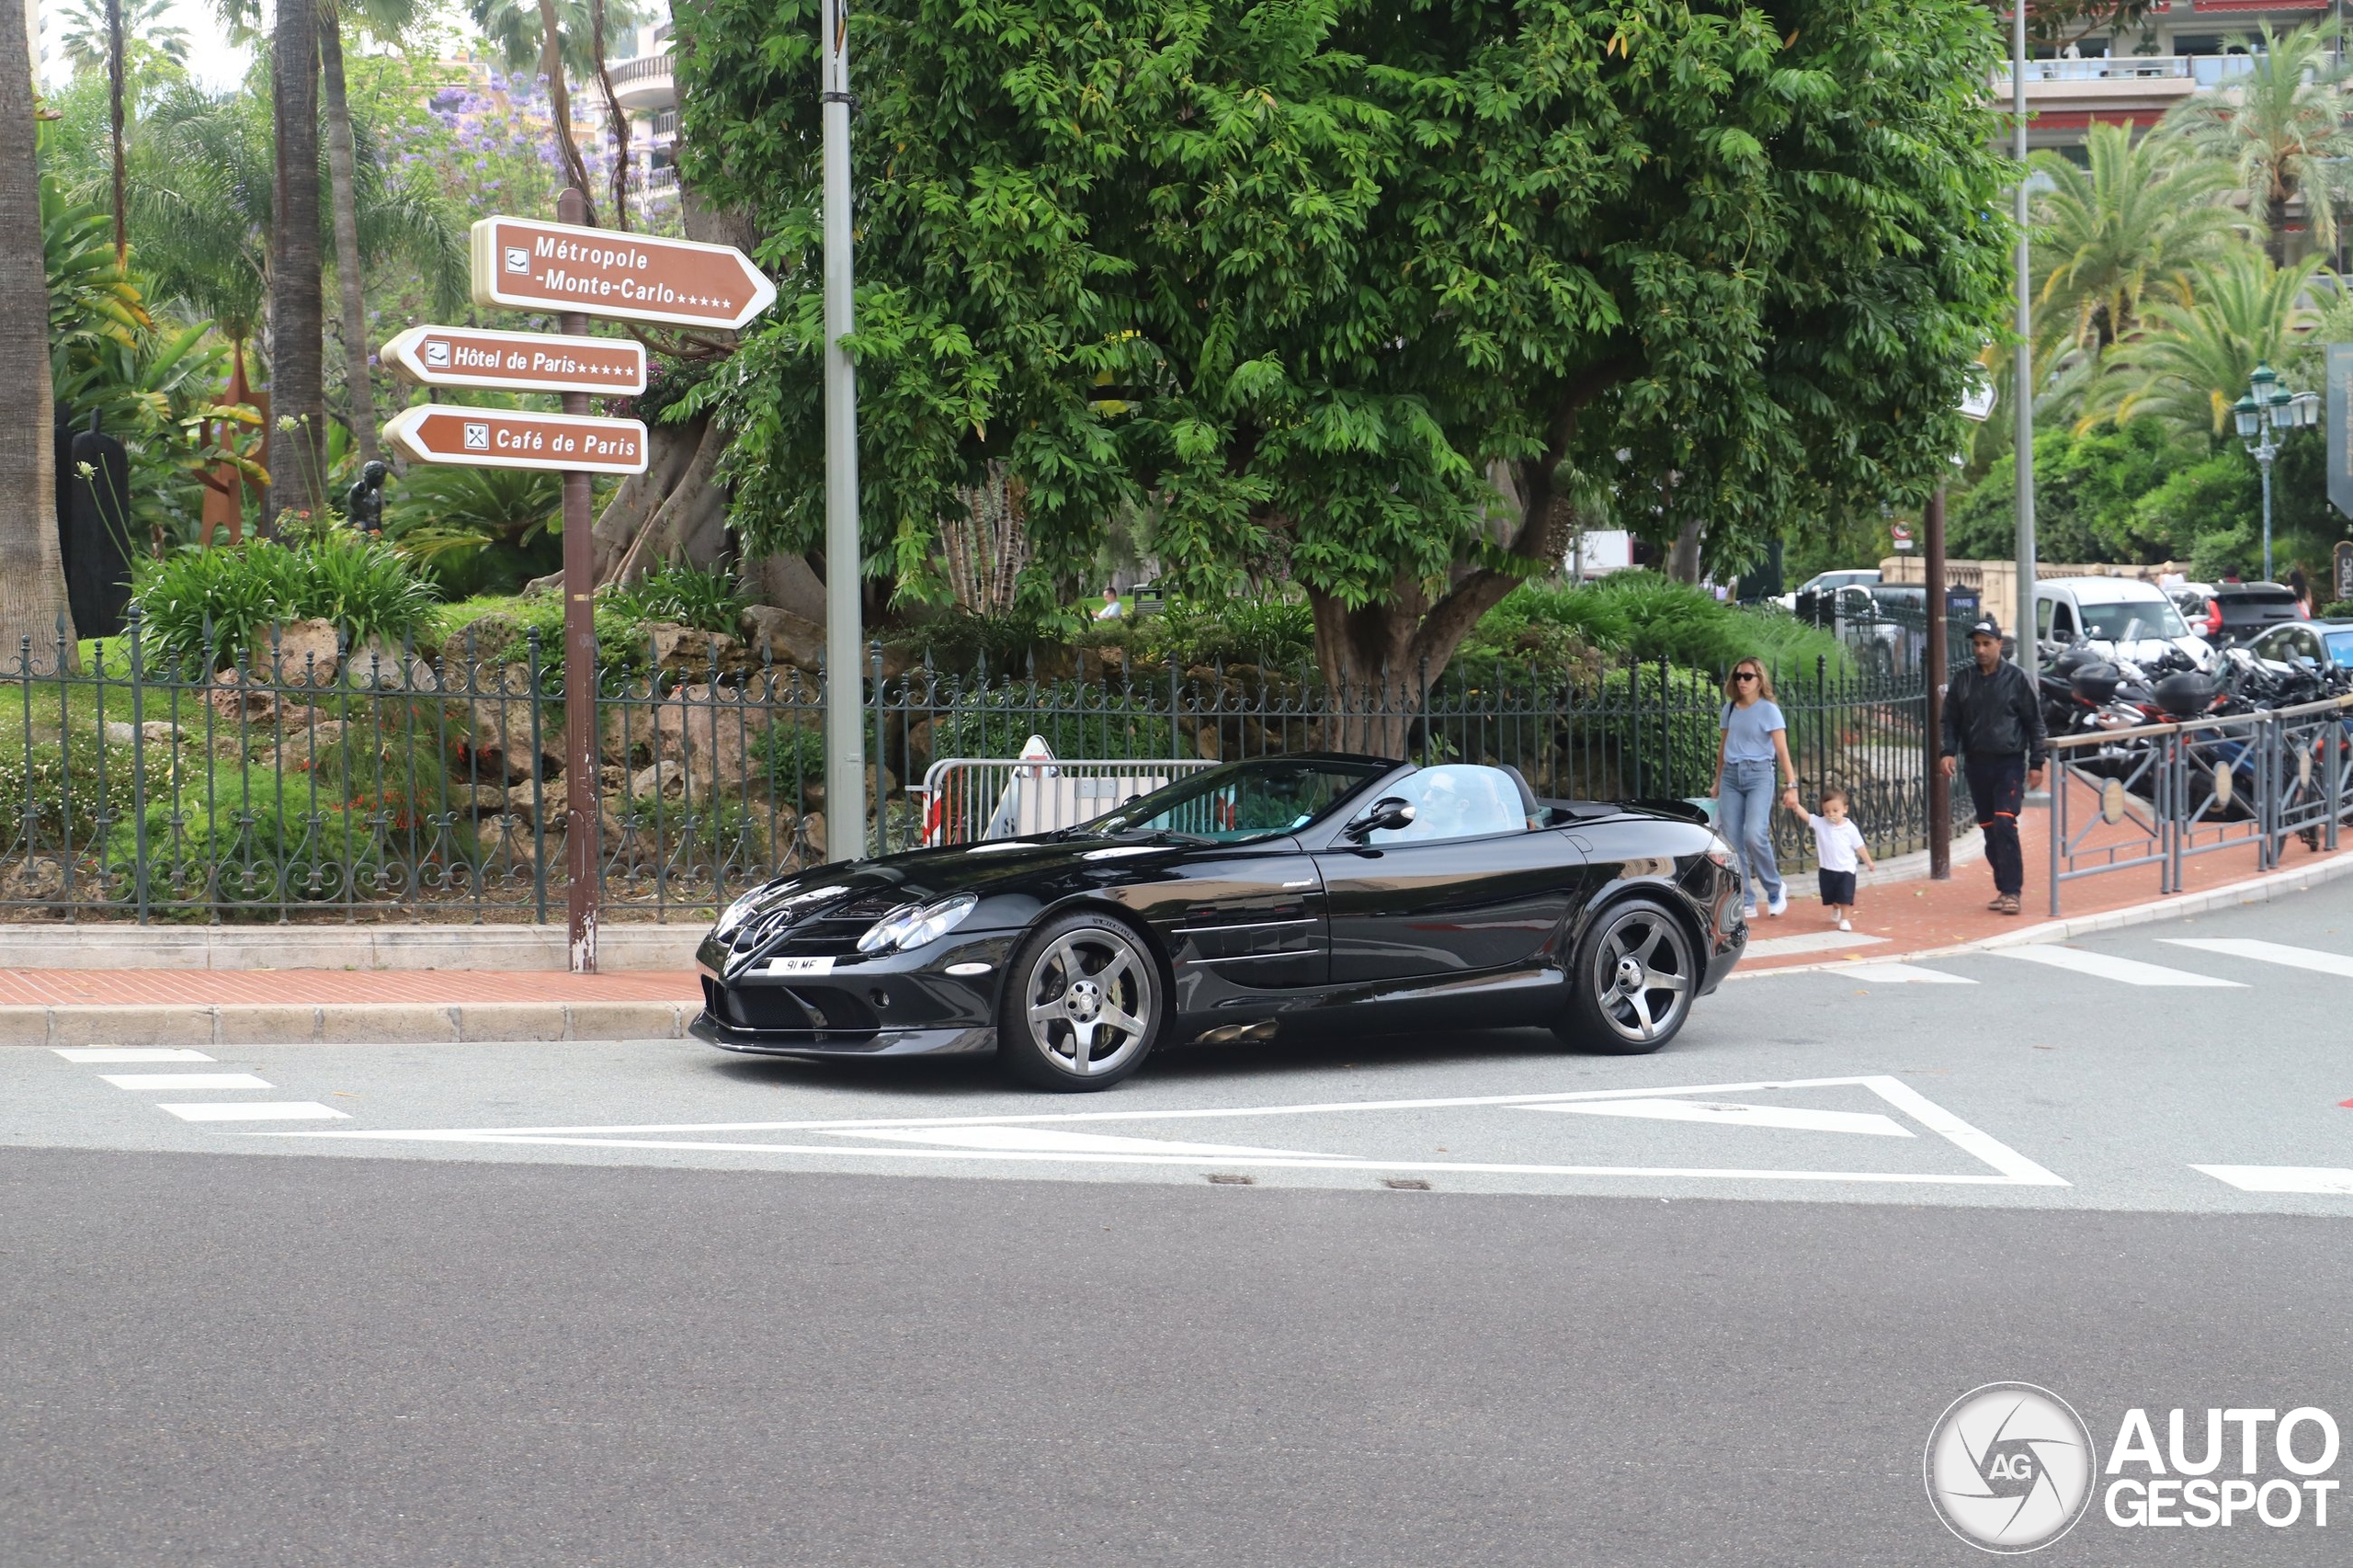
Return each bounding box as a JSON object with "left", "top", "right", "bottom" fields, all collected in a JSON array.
[{"left": 1344, "top": 796, "right": 1415, "bottom": 843}]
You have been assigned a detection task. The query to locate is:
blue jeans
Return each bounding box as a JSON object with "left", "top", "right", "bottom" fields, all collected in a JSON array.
[{"left": 1717, "top": 758, "right": 1784, "bottom": 908}]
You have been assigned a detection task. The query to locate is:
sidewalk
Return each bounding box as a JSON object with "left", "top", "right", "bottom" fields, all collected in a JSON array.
[{"left": 1738, "top": 779, "right": 2353, "bottom": 972}]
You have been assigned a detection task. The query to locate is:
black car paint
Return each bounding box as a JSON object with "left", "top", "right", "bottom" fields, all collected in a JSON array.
[{"left": 691, "top": 759, "right": 1745, "bottom": 1062}]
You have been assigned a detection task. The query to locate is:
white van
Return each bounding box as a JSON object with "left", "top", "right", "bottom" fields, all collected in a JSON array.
[{"left": 2034, "top": 577, "right": 2212, "bottom": 665}]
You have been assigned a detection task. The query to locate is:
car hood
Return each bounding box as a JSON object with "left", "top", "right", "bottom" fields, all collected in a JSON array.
[{"left": 745, "top": 832, "right": 1208, "bottom": 915}]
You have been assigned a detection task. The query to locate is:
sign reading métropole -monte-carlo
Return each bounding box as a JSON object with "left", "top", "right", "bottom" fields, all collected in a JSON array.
[
  {"left": 381, "top": 324, "right": 647, "bottom": 396},
  {"left": 469, "top": 216, "right": 778, "bottom": 331},
  {"left": 382, "top": 405, "right": 649, "bottom": 475}
]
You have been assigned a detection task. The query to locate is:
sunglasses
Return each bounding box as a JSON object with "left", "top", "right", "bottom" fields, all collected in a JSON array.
[{"left": 1733, "top": 671, "right": 1759, "bottom": 683}]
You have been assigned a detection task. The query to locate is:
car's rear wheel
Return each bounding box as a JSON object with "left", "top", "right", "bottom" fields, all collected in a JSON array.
[
  {"left": 1554, "top": 897, "right": 1696, "bottom": 1055},
  {"left": 997, "top": 913, "right": 1163, "bottom": 1090}
]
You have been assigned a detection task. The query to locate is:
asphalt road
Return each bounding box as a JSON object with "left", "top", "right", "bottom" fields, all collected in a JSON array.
[{"left": 6, "top": 881, "right": 2353, "bottom": 1564}]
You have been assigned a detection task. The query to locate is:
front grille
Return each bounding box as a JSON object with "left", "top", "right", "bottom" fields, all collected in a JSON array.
[{"left": 704, "top": 975, "right": 882, "bottom": 1038}]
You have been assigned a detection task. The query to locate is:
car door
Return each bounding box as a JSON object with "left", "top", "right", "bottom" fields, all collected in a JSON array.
[{"left": 1313, "top": 765, "right": 1586, "bottom": 984}]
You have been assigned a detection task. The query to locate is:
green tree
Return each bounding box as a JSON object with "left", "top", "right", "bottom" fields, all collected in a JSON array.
[
  {"left": 2030, "top": 121, "right": 2248, "bottom": 361},
  {"left": 2164, "top": 21, "right": 2353, "bottom": 267},
  {"left": 2085, "top": 249, "right": 2325, "bottom": 440},
  {"left": 49, "top": 0, "right": 191, "bottom": 74},
  {"left": 676, "top": 0, "right": 2015, "bottom": 742}
]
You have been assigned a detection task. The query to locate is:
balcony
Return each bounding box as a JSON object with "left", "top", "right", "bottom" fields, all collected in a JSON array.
[
  {"left": 1990, "top": 54, "right": 2257, "bottom": 142},
  {"left": 608, "top": 52, "right": 675, "bottom": 114}
]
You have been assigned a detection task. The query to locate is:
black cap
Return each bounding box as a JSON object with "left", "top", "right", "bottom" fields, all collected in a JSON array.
[{"left": 1968, "top": 618, "right": 2002, "bottom": 641}]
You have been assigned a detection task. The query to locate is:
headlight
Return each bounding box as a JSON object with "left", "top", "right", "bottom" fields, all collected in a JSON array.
[
  {"left": 1705, "top": 835, "right": 1735, "bottom": 869},
  {"left": 857, "top": 892, "right": 980, "bottom": 956}
]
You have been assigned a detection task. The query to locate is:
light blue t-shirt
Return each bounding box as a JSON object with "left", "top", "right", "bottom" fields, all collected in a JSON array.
[{"left": 1720, "top": 699, "right": 1786, "bottom": 764}]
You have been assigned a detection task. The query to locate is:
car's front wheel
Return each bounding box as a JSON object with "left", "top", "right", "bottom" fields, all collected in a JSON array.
[
  {"left": 997, "top": 913, "right": 1164, "bottom": 1090},
  {"left": 1554, "top": 897, "right": 1697, "bottom": 1055}
]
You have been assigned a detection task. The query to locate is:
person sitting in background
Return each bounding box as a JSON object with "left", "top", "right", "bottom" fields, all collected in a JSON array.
[{"left": 1094, "top": 586, "right": 1124, "bottom": 621}]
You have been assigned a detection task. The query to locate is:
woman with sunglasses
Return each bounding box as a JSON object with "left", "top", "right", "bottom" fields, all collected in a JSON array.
[{"left": 1715, "top": 658, "right": 1801, "bottom": 920}]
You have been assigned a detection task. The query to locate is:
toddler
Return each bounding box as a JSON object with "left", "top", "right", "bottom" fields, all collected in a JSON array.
[{"left": 1791, "top": 786, "right": 1874, "bottom": 932}]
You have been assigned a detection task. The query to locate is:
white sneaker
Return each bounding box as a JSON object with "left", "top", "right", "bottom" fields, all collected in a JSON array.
[
  {"left": 1742, "top": 904, "right": 1758, "bottom": 922},
  {"left": 1837, "top": 917, "right": 1852, "bottom": 932},
  {"left": 1767, "top": 892, "right": 1789, "bottom": 917}
]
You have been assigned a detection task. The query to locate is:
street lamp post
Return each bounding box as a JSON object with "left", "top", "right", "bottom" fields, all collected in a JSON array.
[{"left": 2233, "top": 363, "right": 2322, "bottom": 583}]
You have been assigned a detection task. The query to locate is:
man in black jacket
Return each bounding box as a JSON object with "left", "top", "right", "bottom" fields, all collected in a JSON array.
[{"left": 1938, "top": 619, "right": 2048, "bottom": 915}]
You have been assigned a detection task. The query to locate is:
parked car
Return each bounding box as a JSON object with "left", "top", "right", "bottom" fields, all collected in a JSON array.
[
  {"left": 2033, "top": 577, "right": 2212, "bottom": 665},
  {"left": 2179, "top": 581, "right": 2304, "bottom": 645},
  {"left": 1779, "top": 567, "right": 1881, "bottom": 613},
  {"left": 2245, "top": 619, "right": 2353, "bottom": 678},
  {"left": 693, "top": 754, "right": 1745, "bottom": 1088}
]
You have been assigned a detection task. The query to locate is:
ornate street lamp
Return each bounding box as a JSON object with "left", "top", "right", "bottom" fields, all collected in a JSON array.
[{"left": 2234, "top": 362, "right": 2322, "bottom": 582}]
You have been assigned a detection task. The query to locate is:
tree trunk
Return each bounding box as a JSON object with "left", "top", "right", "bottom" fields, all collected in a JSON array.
[
  {"left": 270, "top": 0, "right": 328, "bottom": 518},
  {"left": 106, "top": 0, "right": 127, "bottom": 267},
  {"left": 0, "top": 22, "right": 80, "bottom": 663},
  {"left": 590, "top": 0, "right": 631, "bottom": 231},
  {"left": 535, "top": 0, "right": 600, "bottom": 221},
  {"left": 317, "top": 8, "right": 379, "bottom": 467},
  {"left": 1303, "top": 366, "right": 1627, "bottom": 758},
  {"left": 2268, "top": 188, "right": 2290, "bottom": 267},
  {"left": 1667, "top": 515, "right": 1703, "bottom": 584}
]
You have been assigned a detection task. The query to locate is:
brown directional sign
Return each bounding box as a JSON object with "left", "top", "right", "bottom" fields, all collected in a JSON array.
[
  {"left": 470, "top": 215, "right": 777, "bottom": 331},
  {"left": 381, "top": 325, "right": 646, "bottom": 396},
  {"left": 382, "top": 405, "right": 649, "bottom": 475}
]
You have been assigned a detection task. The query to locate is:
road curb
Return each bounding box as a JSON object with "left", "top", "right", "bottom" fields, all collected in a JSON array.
[
  {"left": 1730, "top": 847, "right": 2353, "bottom": 979},
  {"left": 0, "top": 998, "right": 698, "bottom": 1048},
  {"left": 0, "top": 923, "right": 702, "bottom": 972}
]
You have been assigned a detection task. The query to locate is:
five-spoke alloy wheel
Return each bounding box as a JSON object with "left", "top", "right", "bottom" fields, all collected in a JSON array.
[
  {"left": 997, "top": 913, "right": 1164, "bottom": 1090},
  {"left": 1555, "top": 896, "right": 1697, "bottom": 1055}
]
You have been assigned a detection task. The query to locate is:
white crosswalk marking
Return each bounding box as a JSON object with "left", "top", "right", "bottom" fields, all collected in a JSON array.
[
  {"left": 158, "top": 1102, "right": 349, "bottom": 1122},
  {"left": 1836, "top": 963, "right": 1977, "bottom": 985},
  {"left": 1996, "top": 945, "right": 2244, "bottom": 988},
  {"left": 98, "top": 1073, "right": 273, "bottom": 1091},
  {"left": 1519, "top": 1099, "right": 1914, "bottom": 1137},
  {"left": 2192, "top": 1165, "right": 2353, "bottom": 1196},
  {"left": 52, "top": 1048, "right": 216, "bottom": 1063},
  {"left": 2160, "top": 937, "right": 2353, "bottom": 979}
]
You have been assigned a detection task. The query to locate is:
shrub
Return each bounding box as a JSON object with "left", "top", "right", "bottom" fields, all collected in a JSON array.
[
  {"left": 2323, "top": 599, "right": 2353, "bottom": 619},
  {"left": 130, "top": 533, "right": 441, "bottom": 670},
  {"left": 384, "top": 464, "right": 563, "bottom": 597},
  {"left": 108, "top": 764, "right": 384, "bottom": 910},
  {"left": 1465, "top": 574, "right": 1847, "bottom": 679},
  {"left": 931, "top": 683, "right": 1171, "bottom": 761},
  {"left": 1139, "top": 593, "right": 1314, "bottom": 669},
  {"left": 608, "top": 562, "right": 748, "bottom": 635}
]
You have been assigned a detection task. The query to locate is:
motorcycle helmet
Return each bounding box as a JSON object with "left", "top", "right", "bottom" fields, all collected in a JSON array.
[
  {"left": 2152, "top": 670, "right": 2219, "bottom": 718},
  {"left": 2048, "top": 646, "right": 2102, "bottom": 679},
  {"left": 2069, "top": 661, "right": 2121, "bottom": 703}
]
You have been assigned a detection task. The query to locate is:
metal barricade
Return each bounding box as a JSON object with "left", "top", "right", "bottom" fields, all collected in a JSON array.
[
  {"left": 916, "top": 756, "right": 1216, "bottom": 846},
  {"left": 2045, "top": 695, "right": 2353, "bottom": 915}
]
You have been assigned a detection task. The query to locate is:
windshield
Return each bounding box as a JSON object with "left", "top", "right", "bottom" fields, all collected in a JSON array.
[
  {"left": 2327, "top": 632, "right": 2353, "bottom": 666},
  {"left": 2078, "top": 597, "right": 2189, "bottom": 642},
  {"left": 1074, "top": 757, "right": 1391, "bottom": 844}
]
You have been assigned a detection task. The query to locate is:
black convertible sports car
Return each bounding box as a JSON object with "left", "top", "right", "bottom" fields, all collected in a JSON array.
[{"left": 692, "top": 754, "right": 1746, "bottom": 1090}]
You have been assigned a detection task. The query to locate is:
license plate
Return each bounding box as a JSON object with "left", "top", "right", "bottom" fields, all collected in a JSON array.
[{"left": 766, "top": 955, "right": 835, "bottom": 976}]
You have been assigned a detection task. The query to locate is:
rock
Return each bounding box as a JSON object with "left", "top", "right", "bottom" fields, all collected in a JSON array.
[
  {"left": 140, "top": 721, "right": 183, "bottom": 746},
  {"left": 504, "top": 780, "right": 545, "bottom": 819},
  {"left": 0, "top": 856, "right": 69, "bottom": 915},
  {"left": 445, "top": 613, "right": 524, "bottom": 667},
  {"left": 460, "top": 783, "right": 511, "bottom": 814},
  {"left": 259, "top": 618, "right": 340, "bottom": 686},
  {"left": 347, "top": 638, "right": 438, "bottom": 692},
  {"left": 738, "top": 605, "right": 826, "bottom": 670},
  {"left": 103, "top": 721, "right": 135, "bottom": 744},
  {"left": 1194, "top": 723, "right": 1222, "bottom": 760},
  {"left": 209, "top": 668, "right": 278, "bottom": 723},
  {"left": 273, "top": 719, "right": 350, "bottom": 773},
  {"left": 647, "top": 622, "right": 745, "bottom": 679},
  {"left": 463, "top": 668, "right": 562, "bottom": 783},
  {"left": 628, "top": 759, "right": 688, "bottom": 800},
  {"left": 654, "top": 682, "right": 774, "bottom": 787}
]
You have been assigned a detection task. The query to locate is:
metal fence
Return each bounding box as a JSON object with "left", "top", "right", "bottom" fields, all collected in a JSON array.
[
  {"left": 0, "top": 616, "right": 1971, "bottom": 924},
  {"left": 2044, "top": 696, "right": 2353, "bottom": 915}
]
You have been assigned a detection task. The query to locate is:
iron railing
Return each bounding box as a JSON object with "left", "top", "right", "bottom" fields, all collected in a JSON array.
[
  {"left": 2044, "top": 696, "right": 2353, "bottom": 915},
  {"left": 0, "top": 615, "right": 1971, "bottom": 924}
]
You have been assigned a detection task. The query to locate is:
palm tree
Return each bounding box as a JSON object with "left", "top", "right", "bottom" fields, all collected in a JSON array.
[
  {"left": 272, "top": 0, "right": 328, "bottom": 521},
  {"left": 1, "top": 17, "right": 79, "bottom": 656},
  {"left": 470, "top": 0, "right": 642, "bottom": 226},
  {"left": 49, "top": 0, "right": 190, "bottom": 74},
  {"left": 2084, "top": 249, "right": 2326, "bottom": 440},
  {"left": 2164, "top": 22, "right": 2353, "bottom": 267},
  {"left": 319, "top": 0, "right": 426, "bottom": 466},
  {"left": 2030, "top": 122, "right": 2249, "bottom": 364}
]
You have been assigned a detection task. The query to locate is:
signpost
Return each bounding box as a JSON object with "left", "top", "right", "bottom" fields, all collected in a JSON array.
[
  {"left": 381, "top": 405, "right": 649, "bottom": 475},
  {"left": 381, "top": 325, "right": 646, "bottom": 396},
  {"left": 384, "top": 193, "right": 777, "bottom": 970},
  {"left": 469, "top": 215, "right": 777, "bottom": 330}
]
